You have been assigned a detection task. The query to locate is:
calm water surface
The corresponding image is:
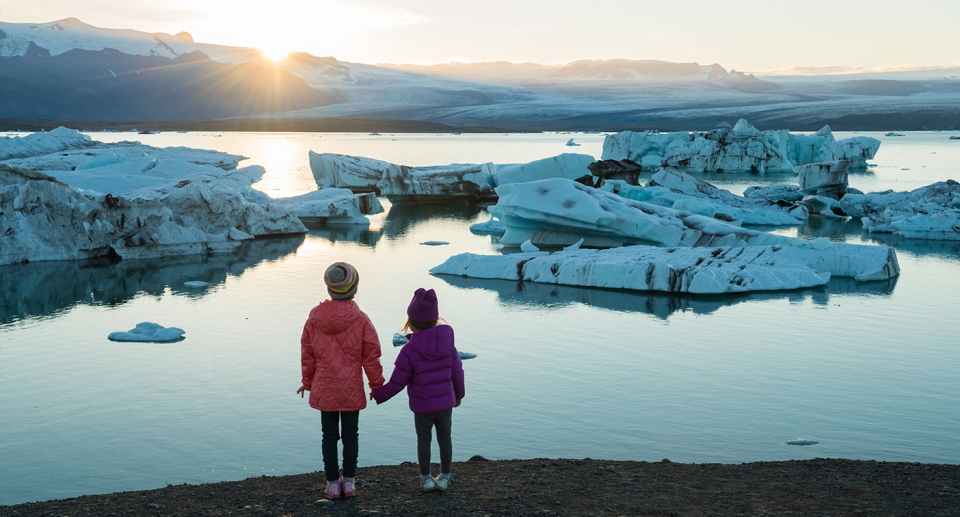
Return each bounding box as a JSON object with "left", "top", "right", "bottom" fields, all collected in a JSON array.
[{"left": 1, "top": 132, "right": 958, "bottom": 505}]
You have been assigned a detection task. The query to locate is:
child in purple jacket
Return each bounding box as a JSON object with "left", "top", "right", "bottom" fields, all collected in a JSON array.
[{"left": 372, "top": 288, "right": 465, "bottom": 492}]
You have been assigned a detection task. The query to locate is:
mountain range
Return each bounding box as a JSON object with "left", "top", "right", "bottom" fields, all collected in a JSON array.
[{"left": 2, "top": 18, "right": 958, "bottom": 129}]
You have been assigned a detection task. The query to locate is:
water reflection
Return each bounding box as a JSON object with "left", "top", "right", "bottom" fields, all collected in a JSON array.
[
  {"left": 304, "top": 224, "right": 383, "bottom": 247},
  {"left": 380, "top": 204, "right": 485, "bottom": 239},
  {"left": 0, "top": 235, "right": 305, "bottom": 325},
  {"left": 434, "top": 275, "right": 897, "bottom": 320}
]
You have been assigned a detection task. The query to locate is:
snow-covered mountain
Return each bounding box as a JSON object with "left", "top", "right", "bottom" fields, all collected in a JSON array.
[{"left": 2, "top": 18, "right": 958, "bottom": 129}]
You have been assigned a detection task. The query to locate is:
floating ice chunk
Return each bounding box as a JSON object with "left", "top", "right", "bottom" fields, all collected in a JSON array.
[
  {"left": 183, "top": 281, "right": 209, "bottom": 287},
  {"left": 797, "top": 196, "right": 846, "bottom": 218},
  {"left": 458, "top": 351, "right": 477, "bottom": 359},
  {"left": 839, "top": 180, "right": 960, "bottom": 239},
  {"left": 672, "top": 198, "right": 716, "bottom": 218},
  {"left": 796, "top": 160, "right": 849, "bottom": 198},
  {"left": 564, "top": 238, "right": 585, "bottom": 251},
  {"left": 0, "top": 126, "right": 94, "bottom": 160},
  {"left": 494, "top": 154, "right": 594, "bottom": 187},
  {"left": 743, "top": 184, "right": 804, "bottom": 202},
  {"left": 566, "top": 138, "right": 580, "bottom": 146},
  {"left": 309, "top": 152, "right": 389, "bottom": 193},
  {"left": 950, "top": 136, "right": 960, "bottom": 140},
  {"left": 108, "top": 322, "right": 185, "bottom": 342},
  {"left": 377, "top": 162, "right": 497, "bottom": 204},
  {"left": 785, "top": 438, "right": 819, "bottom": 445},
  {"left": 268, "top": 188, "right": 383, "bottom": 224},
  {"left": 470, "top": 207, "right": 506, "bottom": 235},
  {"left": 392, "top": 333, "right": 409, "bottom": 347},
  {"left": 76, "top": 152, "right": 132, "bottom": 170},
  {"left": 421, "top": 241, "right": 450, "bottom": 246},
  {"left": 520, "top": 240, "right": 540, "bottom": 252},
  {"left": 433, "top": 241, "right": 898, "bottom": 290},
  {"left": 431, "top": 246, "right": 837, "bottom": 294},
  {"left": 602, "top": 121, "right": 879, "bottom": 172},
  {"left": 885, "top": 132, "right": 905, "bottom": 137}
]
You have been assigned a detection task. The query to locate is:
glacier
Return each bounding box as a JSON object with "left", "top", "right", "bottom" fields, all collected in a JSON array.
[
  {"left": 601, "top": 167, "right": 808, "bottom": 225},
  {"left": 601, "top": 120, "right": 880, "bottom": 173},
  {"left": 430, "top": 241, "right": 898, "bottom": 294},
  {"left": 839, "top": 180, "right": 960, "bottom": 240}
]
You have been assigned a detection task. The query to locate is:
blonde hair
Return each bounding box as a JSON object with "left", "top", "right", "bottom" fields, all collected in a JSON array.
[{"left": 402, "top": 316, "right": 447, "bottom": 333}]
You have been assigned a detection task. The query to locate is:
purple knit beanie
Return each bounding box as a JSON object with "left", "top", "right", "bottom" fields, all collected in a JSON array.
[
  {"left": 324, "top": 262, "right": 359, "bottom": 300},
  {"left": 407, "top": 288, "right": 439, "bottom": 322}
]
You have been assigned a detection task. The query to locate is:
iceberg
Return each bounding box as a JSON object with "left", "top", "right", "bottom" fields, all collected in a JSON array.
[
  {"left": 785, "top": 439, "right": 819, "bottom": 446},
  {"left": 2, "top": 128, "right": 244, "bottom": 173},
  {"left": 431, "top": 241, "right": 897, "bottom": 294},
  {"left": 565, "top": 138, "right": 580, "bottom": 146},
  {"left": 839, "top": 180, "right": 960, "bottom": 240},
  {"left": 796, "top": 160, "right": 848, "bottom": 198},
  {"left": 585, "top": 159, "right": 643, "bottom": 186},
  {"left": 469, "top": 206, "right": 506, "bottom": 234},
  {"left": 1, "top": 164, "right": 306, "bottom": 265},
  {"left": 108, "top": 322, "right": 185, "bottom": 342},
  {"left": 310, "top": 152, "right": 597, "bottom": 203},
  {"left": 602, "top": 120, "right": 880, "bottom": 173},
  {"left": 269, "top": 189, "right": 383, "bottom": 224},
  {"left": 493, "top": 154, "right": 594, "bottom": 187},
  {"left": 743, "top": 184, "right": 804, "bottom": 202},
  {"left": 603, "top": 167, "right": 808, "bottom": 225},
  {"left": 183, "top": 281, "right": 209, "bottom": 287},
  {"left": 0, "top": 126, "right": 95, "bottom": 160}
]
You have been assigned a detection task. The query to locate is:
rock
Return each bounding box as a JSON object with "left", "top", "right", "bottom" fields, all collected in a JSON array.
[
  {"left": 661, "top": 458, "right": 672, "bottom": 463},
  {"left": 541, "top": 469, "right": 552, "bottom": 476},
  {"left": 468, "top": 455, "right": 489, "bottom": 462}
]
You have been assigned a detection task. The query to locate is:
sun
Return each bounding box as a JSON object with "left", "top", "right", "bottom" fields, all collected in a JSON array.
[{"left": 260, "top": 47, "right": 289, "bottom": 62}]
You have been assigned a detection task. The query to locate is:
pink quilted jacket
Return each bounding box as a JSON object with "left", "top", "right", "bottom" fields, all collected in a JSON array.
[{"left": 301, "top": 300, "right": 385, "bottom": 412}]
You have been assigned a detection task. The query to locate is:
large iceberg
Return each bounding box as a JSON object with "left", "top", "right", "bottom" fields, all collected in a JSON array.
[
  {"left": 2, "top": 128, "right": 244, "bottom": 172},
  {"left": 431, "top": 241, "right": 898, "bottom": 294},
  {"left": 601, "top": 120, "right": 880, "bottom": 173},
  {"left": 269, "top": 188, "right": 383, "bottom": 224},
  {"left": 1, "top": 164, "right": 306, "bottom": 265},
  {"left": 601, "top": 167, "right": 807, "bottom": 225},
  {"left": 309, "top": 151, "right": 598, "bottom": 203},
  {"left": 839, "top": 180, "right": 960, "bottom": 240},
  {"left": 496, "top": 178, "right": 808, "bottom": 248},
  {"left": 0, "top": 127, "right": 96, "bottom": 160}
]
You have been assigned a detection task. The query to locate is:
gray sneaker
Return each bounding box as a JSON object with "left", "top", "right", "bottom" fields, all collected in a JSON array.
[
  {"left": 420, "top": 476, "right": 436, "bottom": 491},
  {"left": 435, "top": 474, "right": 453, "bottom": 491}
]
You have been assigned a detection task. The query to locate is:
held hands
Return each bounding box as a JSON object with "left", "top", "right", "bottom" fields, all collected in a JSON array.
[
  {"left": 370, "top": 390, "right": 382, "bottom": 405},
  {"left": 454, "top": 398, "right": 462, "bottom": 408}
]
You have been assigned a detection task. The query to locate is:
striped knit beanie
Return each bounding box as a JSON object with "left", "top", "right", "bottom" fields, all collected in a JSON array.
[{"left": 324, "top": 262, "right": 359, "bottom": 300}]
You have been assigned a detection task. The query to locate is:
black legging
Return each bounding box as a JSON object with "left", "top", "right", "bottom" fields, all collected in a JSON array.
[
  {"left": 320, "top": 411, "right": 359, "bottom": 481},
  {"left": 414, "top": 409, "right": 453, "bottom": 476}
]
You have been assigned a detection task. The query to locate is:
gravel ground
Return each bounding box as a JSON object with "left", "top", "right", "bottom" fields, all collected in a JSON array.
[{"left": 3, "top": 457, "right": 959, "bottom": 517}]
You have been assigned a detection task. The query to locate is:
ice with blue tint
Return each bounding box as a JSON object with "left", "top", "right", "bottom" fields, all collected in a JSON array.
[
  {"left": 108, "top": 322, "right": 185, "bottom": 342},
  {"left": 602, "top": 120, "right": 880, "bottom": 173},
  {"left": 839, "top": 180, "right": 960, "bottom": 240}
]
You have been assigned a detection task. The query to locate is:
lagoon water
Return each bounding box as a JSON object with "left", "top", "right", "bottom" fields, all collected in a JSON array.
[{"left": 2, "top": 131, "right": 959, "bottom": 505}]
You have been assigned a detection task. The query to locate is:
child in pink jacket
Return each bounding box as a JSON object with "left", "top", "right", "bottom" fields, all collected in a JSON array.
[{"left": 298, "top": 262, "right": 384, "bottom": 499}]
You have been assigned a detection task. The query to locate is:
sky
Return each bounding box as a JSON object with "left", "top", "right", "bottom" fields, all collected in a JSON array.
[{"left": 2, "top": 0, "right": 958, "bottom": 74}]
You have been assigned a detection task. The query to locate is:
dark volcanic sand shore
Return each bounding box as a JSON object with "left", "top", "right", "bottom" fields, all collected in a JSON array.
[{"left": 3, "top": 458, "right": 958, "bottom": 517}]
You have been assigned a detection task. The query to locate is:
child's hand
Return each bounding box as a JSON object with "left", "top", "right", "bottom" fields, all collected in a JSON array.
[
  {"left": 454, "top": 398, "right": 462, "bottom": 408},
  {"left": 297, "top": 386, "right": 307, "bottom": 398}
]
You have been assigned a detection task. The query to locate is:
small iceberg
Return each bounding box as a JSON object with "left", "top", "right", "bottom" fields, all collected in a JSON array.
[
  {"left": 458, "top": 351, "right": 477, "bottom": 359},
  {"left": 950, "top": 136, "right": 960, "bottom": 140},
  {"left": 108, "top": 322, "right": 185, "bottom": 342},
  {"left": 420, "top": 241, "right": 450, "bottom": 246},
  {"left": 520, "top": 240, "right": 540, "bottom": 252},
  {"left": 183, "top": 281, "right": 209, "bottom": 287},
  {"left": 785, "top": 438, "right": 819, "bottom": 446},
  {"left": 565, "top": 138, "right": 580, "bottom": 146},
  {"left": 885, "top": 132, "right": 905, "bottom": 137},
  {"left": 393, "top": 333, "right": 409, "bottom": 347},
  {"left": 369, "top": 132, "right": 381, "bottom": 136}
]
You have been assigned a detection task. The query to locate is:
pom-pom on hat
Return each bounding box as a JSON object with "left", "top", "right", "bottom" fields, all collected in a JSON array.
[
  {"left": 324, "top": 262, "right": 359, "bottom": 300},
  {"left": 407, "top": 288, "right": 439, "bottom": 322}
]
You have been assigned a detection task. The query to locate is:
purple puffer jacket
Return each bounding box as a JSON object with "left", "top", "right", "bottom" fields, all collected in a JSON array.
[{"left": 373, "top": 325, "right": 465, "bottom": 414}]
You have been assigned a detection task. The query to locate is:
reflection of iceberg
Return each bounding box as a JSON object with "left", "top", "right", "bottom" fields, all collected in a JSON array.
[
  {"left": 304, "top": 224, "right": 383, "bottom": 247},
  {"left": 380, "top": 204, "right": 485, "bottom": 240},
  {"left": 434, "top": 274, "right": 897, "bottom": 321},
  {"left": 0, "top": 235, "right": 304, "bottom": 324}
]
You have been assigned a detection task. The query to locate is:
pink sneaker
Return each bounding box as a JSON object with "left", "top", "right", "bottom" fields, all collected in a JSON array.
[
  {"left": 324, "top": 479, "right": 340, "bottom": 500},
  {"left": 340, "top": 477, "right": 356, "bottom": 498}
]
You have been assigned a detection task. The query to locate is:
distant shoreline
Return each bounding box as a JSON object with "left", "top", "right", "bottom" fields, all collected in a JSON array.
[
  {"left": 3, "top": 112, "right": 959, "bottom": 134},
  {"left": 3, "top": 457, "right": 958, "bottom": 515}
]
